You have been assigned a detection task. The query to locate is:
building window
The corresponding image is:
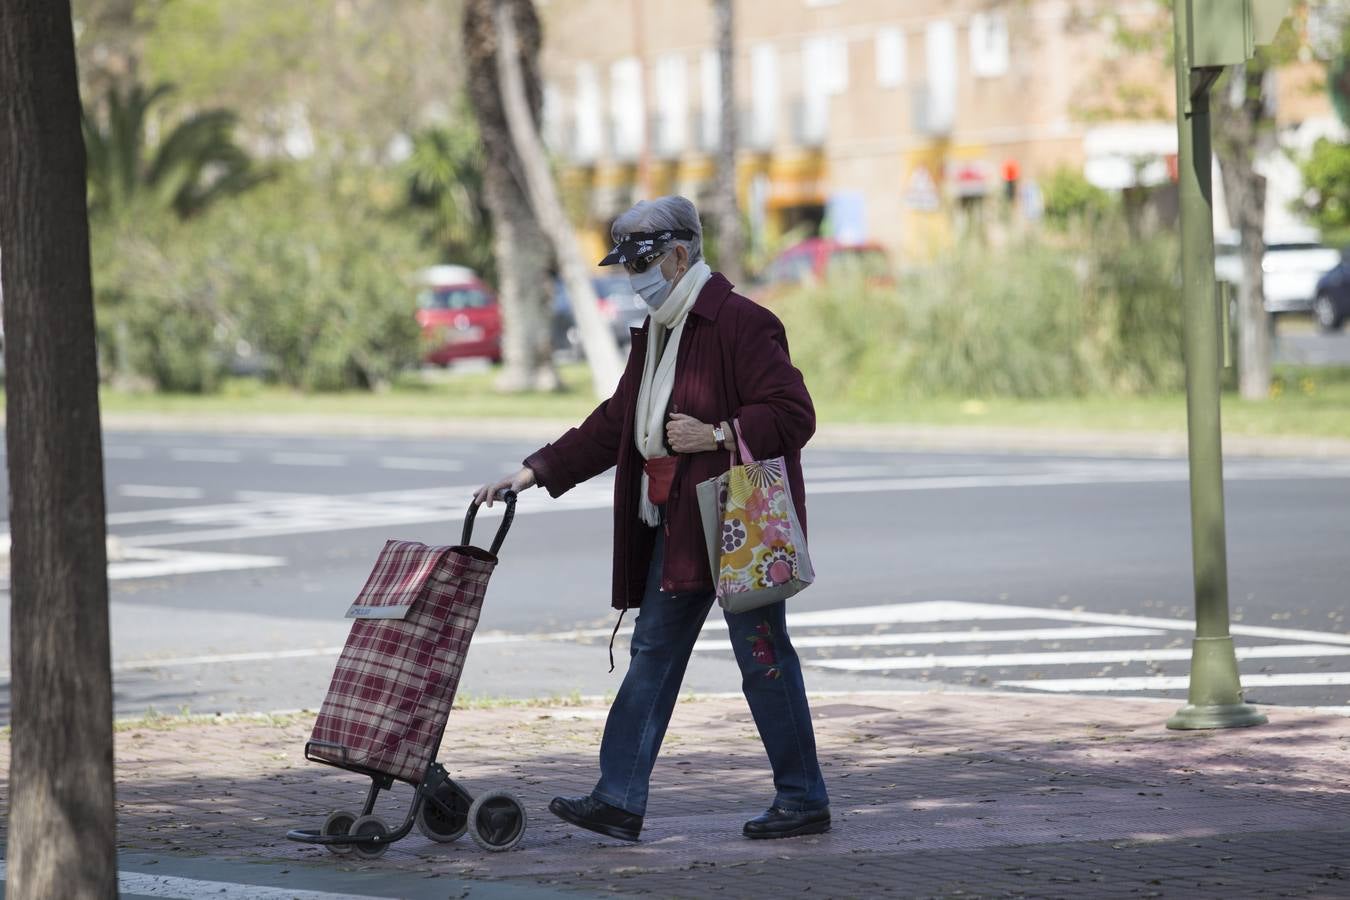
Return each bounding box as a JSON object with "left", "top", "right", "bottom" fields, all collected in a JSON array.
[
  {"left": 750, "top": 43, "right": 778, "bottom": 149},
  {"left": 970, "top": 12, "right": 1010, "bottom": 78},
  {"left": 799, "top": 36, "right": 846, "bottom": 145},
  {"left": 803, "top": 35, "right": 848, "bottom": 96},
  {"left": 876, "top": 27, "right": 905, "bottom": 88},
  {"left": 654, "top": 53, "right": 688, "bottom": 156},
  {"left": 921, "top": 20, "right": 957, "bottom": 135},
  {"left": 574, "top": 63, "right": 603, "bottom": 160},
  {"left": 609, "top": 57, "right": 644, "bottom": 160},
  {"left": 700, "top": 49, "right": 720, "bottom": 151}
]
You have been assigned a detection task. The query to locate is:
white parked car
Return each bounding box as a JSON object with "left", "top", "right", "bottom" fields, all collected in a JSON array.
[{"left": 1214, "top": 228, "right": 1342, "bottom": 315}]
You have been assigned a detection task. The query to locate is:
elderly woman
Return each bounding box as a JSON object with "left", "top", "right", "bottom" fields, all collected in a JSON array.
[{"left": 475, "top": 195, "right": 828, "bottom": 842}]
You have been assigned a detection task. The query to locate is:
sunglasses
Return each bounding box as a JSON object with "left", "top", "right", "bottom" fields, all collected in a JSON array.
[{"left": 624, "top": 249, "right": 670, "bottom": 275}]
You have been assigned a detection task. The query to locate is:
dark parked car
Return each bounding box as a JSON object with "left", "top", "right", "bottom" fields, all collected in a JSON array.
[
  {"left": 1313, "top": 256, "right": 1350, "bottom": 332},
  {"left": 552, "top": 275, "right": 648, "bottom": 359}
]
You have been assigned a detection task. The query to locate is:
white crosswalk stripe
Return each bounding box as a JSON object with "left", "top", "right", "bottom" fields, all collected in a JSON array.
[
  {"left": 1001, "top": 672, "right": 1350, "bottom": 692},
  {"left": 808, "top": 643, "right": 1350, "bottom": 672},
  {"left": 680, "top": 600, "right": 1350, "bottom": 701}
]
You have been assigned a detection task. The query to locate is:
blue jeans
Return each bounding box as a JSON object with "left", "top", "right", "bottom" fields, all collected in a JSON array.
[{"left": 591, "top": 531, "right": 829, "bottom": 817}]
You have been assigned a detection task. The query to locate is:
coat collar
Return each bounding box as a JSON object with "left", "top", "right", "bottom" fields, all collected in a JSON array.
[
  {"left": 690, "top": 272, "right": 734, "bottom": 321},
  {"left": 630, "top": 271, "right": 734, "bottom": 342}
]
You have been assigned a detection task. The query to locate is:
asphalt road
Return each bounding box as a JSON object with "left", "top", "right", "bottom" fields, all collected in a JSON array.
[
  {"left": 1274, "top": 327, "right": 1350, "bottom": 366},
  {"left": 2, "top": 429, "right": 1349, "bottom": 723}
]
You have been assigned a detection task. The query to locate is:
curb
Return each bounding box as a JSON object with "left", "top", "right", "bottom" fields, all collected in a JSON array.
[{"left": 80, "top": 412, "right": 1350, "bottom": 459}]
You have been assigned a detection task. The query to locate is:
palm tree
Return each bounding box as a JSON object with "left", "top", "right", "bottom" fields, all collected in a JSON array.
[
  {"left": 405, "top": 119, "right": 496, "bottom": 280},
  {"left": 82, "top": 79, "right": 266, "bottom": 220}
]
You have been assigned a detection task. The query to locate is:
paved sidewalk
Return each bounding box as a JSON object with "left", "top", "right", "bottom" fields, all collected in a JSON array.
[{"left": 2, "top": 691, "right": 1349, "bottom": 898}]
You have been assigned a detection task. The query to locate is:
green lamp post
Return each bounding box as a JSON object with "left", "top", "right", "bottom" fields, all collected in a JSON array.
[{"left": 1165, "top": 0, "right": 1293, "bottom": 730}]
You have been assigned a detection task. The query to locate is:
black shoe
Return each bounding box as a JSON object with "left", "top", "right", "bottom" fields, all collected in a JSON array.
[
  {"left": 742, "top": 806, "right": 831, "bottom": 839},
  {"left": 549, "top": 795, "right": 643, "bottom": 842}
]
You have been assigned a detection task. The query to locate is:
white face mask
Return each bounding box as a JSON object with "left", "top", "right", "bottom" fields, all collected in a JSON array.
[{"left": 629, "top": 256, "right": 674, "bottom": 309}]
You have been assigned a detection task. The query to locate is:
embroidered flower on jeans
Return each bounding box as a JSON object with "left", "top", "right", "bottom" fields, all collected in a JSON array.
[{"left": 747, "top": 620, "right": 777, "bottom": 667}]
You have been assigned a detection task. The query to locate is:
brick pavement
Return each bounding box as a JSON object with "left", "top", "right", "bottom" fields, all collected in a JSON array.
[{"left": 3, "top": 691, "right": 1349, "bottom": 898}]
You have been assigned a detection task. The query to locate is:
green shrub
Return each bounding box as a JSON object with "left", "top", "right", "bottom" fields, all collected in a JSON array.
[
  {"left": 90, "top": 171, "right": 429, "bottom": 393},
  {"left": 92, "top": 213, "right": 234, "bottom": 393},
  {"left": 217, "top": 180, "right": 428, "bottom": 391},
  {"left": 1043, "top": 167, "right": 1116, "bottom": 231},
  {"left": 778, "top": 229, "right": 1183, "bottom": 403}
]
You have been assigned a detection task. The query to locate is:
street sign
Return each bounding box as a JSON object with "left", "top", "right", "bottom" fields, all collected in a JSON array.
[{"left": 1188, "top": 0, "right": 1295, "bottom": 68}]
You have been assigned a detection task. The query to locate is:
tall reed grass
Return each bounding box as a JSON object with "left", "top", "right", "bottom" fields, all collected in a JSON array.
[{"left": 777, "top": 231, "right": 1183, "bottom": 401}]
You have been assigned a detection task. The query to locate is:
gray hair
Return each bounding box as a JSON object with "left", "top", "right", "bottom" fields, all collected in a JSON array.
[{"left": 611, "top": 195, "right": 703, "bottom": 264}]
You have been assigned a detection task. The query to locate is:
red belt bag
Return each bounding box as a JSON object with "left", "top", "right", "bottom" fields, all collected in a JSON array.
[{"left": 644, "top": 456, "right": 679, "bottom": 506}]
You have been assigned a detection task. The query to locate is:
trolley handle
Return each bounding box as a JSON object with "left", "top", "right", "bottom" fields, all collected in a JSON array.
[{"left": 463, "top": 489, "right": 517, "bottom": 556}]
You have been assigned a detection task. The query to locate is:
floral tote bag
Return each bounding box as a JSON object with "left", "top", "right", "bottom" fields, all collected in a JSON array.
[{"left": 696, "top": 421, "right": 815, "bottom": 613}]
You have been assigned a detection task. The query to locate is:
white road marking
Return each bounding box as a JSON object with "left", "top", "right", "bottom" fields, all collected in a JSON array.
[
  {"left": 91, "top": 457, "right": 1350, "bottom": 549},
  {"left": 694, "top": 625, "right": 1164, "bottom": 651},
  {"left": 169, "top": 448, "right": 242, "bottom": 464},
  {"left": 233, "top": 490, "right": 322, "bottom": 501},
  {"left": 108, "top": 548, "right": 285, "bottom": 581},
  {"left": 269, "top": 451, "right": 347, "bottom": 467},
  {"left": 0, "top": 861, "right": 390, "bottom": 899},
  {"left": 688, "top": 599, "right": 1350, "bottom": 648},
  {"left": 112, "top": 483, "right": 612, "bottom": 547},
  {"left": 113, "top": 646, "right": 345, "bottom": 672},
  {"left": 119, "top": 484, "right": 206, "bottom": 500},
  {"left": 802, "top": 465, "right": 898, "bottom": 479},
  {"left": 1001, "top": 672, "right": 1350, "bottom": 693},
  {"left": 103, "top": 446, "right": 146, "bottom": 459},
  {"left": 808, "top": 643, "right": 1350, "bottom": 672},
  {"left": 379, "top": 455, "right": 466, "bottom": 472}
]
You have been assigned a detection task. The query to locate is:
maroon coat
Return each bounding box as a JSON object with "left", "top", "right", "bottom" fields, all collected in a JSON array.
[{"left": 523, "top": 273, "right": 815, "bottom": 610}]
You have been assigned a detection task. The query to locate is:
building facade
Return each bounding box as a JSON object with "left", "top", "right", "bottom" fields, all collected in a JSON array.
[{"left": 537, "top": 0, "right": 1337, "bottom": 267}]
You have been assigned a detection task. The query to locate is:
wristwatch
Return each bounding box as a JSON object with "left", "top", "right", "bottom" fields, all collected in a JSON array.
[{"left": 712, "top": 423, "right": 727, "bottom": 448}]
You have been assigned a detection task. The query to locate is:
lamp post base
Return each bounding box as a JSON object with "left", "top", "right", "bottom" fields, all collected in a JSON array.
[
  {"left": 1165, "top": 636, "right": 1269, "bottom": 730},
  {"left": 1167, "top": 702, "right": 1268, "bottom": 730}
]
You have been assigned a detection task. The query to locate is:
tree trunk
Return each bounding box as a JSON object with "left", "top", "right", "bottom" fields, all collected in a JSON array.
[
  {"left": 493, "top": 0, "right": 623, "bottom": 397},
  {"left": 713, "top": 0, "right": 745, "bottom": 285},
  {"left": 1215, "top": 62, "right": 1273, "bottom": 401},
  {"left": 462, "top": 0, "right": 559, "bottom": 393},
  {"left": 0, "top": 2, "right": 119, "bottom": 898}
]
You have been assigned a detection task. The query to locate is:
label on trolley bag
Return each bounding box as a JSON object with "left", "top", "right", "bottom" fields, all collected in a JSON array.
[
  {"left": 346, "top": 604, "right": 413, "bottom": 620},
  {"left": 343, "top": 539, "right": 452, "bottom": 621}
]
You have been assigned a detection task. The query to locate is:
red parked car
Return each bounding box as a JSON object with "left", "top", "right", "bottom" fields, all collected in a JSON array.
[
  {"left": 762, "top": 238, "right": 893, "bottom": 292},
  {"left": 416, "top": 266, "right": 503, "bottom": 366}
]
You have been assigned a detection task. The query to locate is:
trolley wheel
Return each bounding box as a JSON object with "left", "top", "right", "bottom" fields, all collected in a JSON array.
[
  {"left": 416, "top": 781, "right": 471, "bottom": 843},
  {"left": 349, "top": 814, "right": 392, "bottom": 859},
  {"left": 320, "top": 809, "right": 359, "bottom": 856},
  {"left": 467, "top": 789, "right": 527, "bottom": 853}
]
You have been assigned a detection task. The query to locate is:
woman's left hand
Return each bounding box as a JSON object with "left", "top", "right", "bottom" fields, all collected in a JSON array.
[{"left": 666, "top": 413, "right": 719, "bottom": 454}]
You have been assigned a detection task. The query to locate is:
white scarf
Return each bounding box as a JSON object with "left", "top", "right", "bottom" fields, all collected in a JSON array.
[{"left": 634, "top": 260, "right": 713, "bottom": 526}]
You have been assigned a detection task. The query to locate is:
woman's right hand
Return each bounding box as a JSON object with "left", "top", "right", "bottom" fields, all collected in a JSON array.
[{"left": 474, "top": 467, "right": 536, "bottom": 507}]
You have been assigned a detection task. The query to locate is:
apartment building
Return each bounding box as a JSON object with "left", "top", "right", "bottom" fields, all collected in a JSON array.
[{"left": 537, "top": 0, "right": 1337, "bottom": 265}]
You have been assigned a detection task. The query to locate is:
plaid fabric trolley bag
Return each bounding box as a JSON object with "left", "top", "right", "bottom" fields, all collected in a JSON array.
[{"left": 287, "top": 491, "right": 525, "bottom": 857}]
